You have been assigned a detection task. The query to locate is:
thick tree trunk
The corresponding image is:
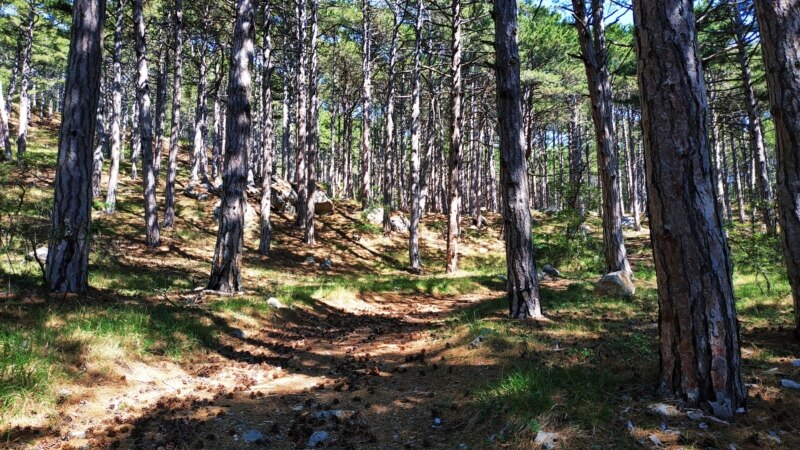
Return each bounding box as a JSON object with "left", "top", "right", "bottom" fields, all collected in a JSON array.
[
  {"left": 572, "top": 0, "right": 632, "bottom": 277},
  {"left": 208, "top": 0, "right": 254, "bottom": 293},
  {"left": 133, "top": 0, "right": 160, "bottom": 247},
  {"left": 104, "top": 0, "right": 126, "bottom": 214},
  {"left": 46, "top": 0, "right": 106, "bottom": 293},
  {"left": 754, "top": 0, "right": 800, "bottom": 337},
  {"left": 494, "top": 0, "right": 543, "bottom": 319},
  {"left": 731, "top": 2, "right": 776, "bottom": 234},
  {"left": 445, "top": 0, "right": 463, "bottom": 273},
  {"left": 359, "top": 0, "right": 373, "bottom": 209},
  {"left": 163, "top": 0, "right": 184, "bottom": 229},
  {"left": 408, "top": 0, "right": 424, "bottom": 273},
  {"left": 259, "top": 2, "right": 275, "bottom": 256},
  {"left": 633, "top": 0, "right": 746, "bottom": 419}
]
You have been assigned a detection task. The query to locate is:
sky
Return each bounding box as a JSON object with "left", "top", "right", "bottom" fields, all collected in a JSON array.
[{"left": 537, "top": 0, "right": 635, "bottom": 26}]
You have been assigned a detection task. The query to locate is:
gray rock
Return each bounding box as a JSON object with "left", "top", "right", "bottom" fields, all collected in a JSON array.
[
  {"left": 242, "top": 430, "right": 264, "bottom": 443},
  {"left": 312, "top": 409, "right": 352, "bottom": 420},
  {"left": 780, "top": 378, "right": 800, "bottom": 389},
  {"left": 534, "top": 431, "right": 560, "bottom": 449},
  {"left": 271, "top": 175, "right": 298, "bottom": 214},
  {"left": 365, "top": 207, "right": 384, "bottom": 225},
  {"left": 320, "top": 258, "right": 333, "bottom": 270},
  {"left": 595, "top": 271, "right": 636, "bottom": 298},
  {"left": 305, "top": 256, "right": 316, "bottom": 264},
  {"left": 390, "top": 215, "right": 410, "bottom": 233},
  {"left": 648, "top": 434, "right": 662, "bottom": 446},
  {"left": 307, "top": 430, "right": 329, "bottom": 448},
  {"left": 621, "top": 216, "right": 637, "bottom": 230},
  {"left": 648, "top": 403, "right": 682, "bottom": 417},
  {"left": 25, "top": 246, "right": 48, "bottom": 263},
  {"left": 542, "top": 264, "right": 561, "bottom": 278},
  {"left": 312, "top": 191, "right": 335, "bottom": 216},
  {"left": 267, "top": 297, "right": 285, "bottom": 309},
  {"left": 183, "top": 184, "right": 210, "bottom": 201},
  {"left": 468, "top": 335, "right": 486, "bottom": 349},
  {"left": 230, "top": 328, "right": 246, "bottom": 339}
]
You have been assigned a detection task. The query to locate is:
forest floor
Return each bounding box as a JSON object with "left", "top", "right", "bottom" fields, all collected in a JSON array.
[{"left": 0, "top": 116, "right": 799, "bottom": 449}]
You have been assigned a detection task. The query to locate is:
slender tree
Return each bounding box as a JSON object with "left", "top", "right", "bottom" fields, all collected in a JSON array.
[
  {"left": 633, "top": 0, "right": 745, "bottom": 419},
  {"left": 104, "top": 0, "right": 126, "bottom": 214},
  {"left": 409, "top": 0, "right": 424, "bottom": 273},
  {"left": 0, "top": 81, "right": 10, "bottom": 161},
  {"left": 208, "top": 0, "right": 254, "bottom": 293},
  {"left": 359, "top": 0, "right": 373, "bottom": 209},
  {"left": 305, "top": 0, "right": 320, "bottom": 245},
  {"left": 46, "top": 0, "right": 107, "bottom": 293},
  {"left": 259, "top": 1, "right": 275, "bottom": 256},
  {"left": 16, "top": 2, "right": 36, "bottom": 159},
  {"left": 163, "top": 0, "right": 184, "bottom": 229},
  {"left": 382, "top": 0, "right": 401, "bottom": 236},
  {"left": 494, "top": 0, "right": 544, "bottom": 319},
  {"left": 753, "top": 0, "right": 800, "bottom": 337},
  {"left": 445, "top": 0, "right": 463, "bottom": 273},
  {"left": 133, "top": 0, "right": 161, "bottom": 247}
]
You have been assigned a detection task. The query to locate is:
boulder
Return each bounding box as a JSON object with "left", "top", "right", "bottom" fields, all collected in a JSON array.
[
  {"left": 25, "top": 246, "right": 48, "bottom": 263},
  {"left": 542, "top": 264, "right": 561, "bottom": 278},
  {"left": 270, "top": 175, "right": 298, "bottom": 213},
  {"left": 594, "top": 271, "right": 636, "bottom": 298},
  {"left": 621, "top": 215, "right": 638, "bottom": 230},
  {"left": 365, "top": 207, "right": 384, "bottom": 225},
  {"left": 183, "top": 184, "right": 210, "bottom": 201},
  {"left": 212, "top": 201, "right": 257, "bottom": 228},
  {"left": 312, "top": 190, "right": 334, "bottom": 215},
  {"left": 390, "top": 215, "right": 410, "bottom": 233}
]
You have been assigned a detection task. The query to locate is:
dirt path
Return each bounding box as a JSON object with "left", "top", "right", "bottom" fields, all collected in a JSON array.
[{"left": 14, "top": 289, "right": 496, "bottom": 450}]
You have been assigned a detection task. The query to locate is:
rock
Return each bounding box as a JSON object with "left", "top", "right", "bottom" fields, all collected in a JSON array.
[
  {"left": 791, "top": 360, "right": 800, "bottom": 367},
  {"left": 594, "top": 271, "right": 636, "bottom": 298},
  {"left": 542, "top": 264, "right": 561, "bottom": 278},
  {"left": 472, "top": 216, "right": 488, "bottom": 228},
  {"left": 390, "top": 215, "right": 410, "bottom": 233},
  {"left": 270, "top": 175, "right": 298, "bottom": 214},
  {"left": 242, "top": 430, "right": 264, "bottom": 444},
  {"left": 312, "top": 410, "right": 352, "bottom": 420},
  {"left": 230, "top": 328, "right": 246, "bottom": 339},
  {"left": 433, "top": 417, "right": 442, "bottom": 426},
  {"left": 69, "top": 430, "right": 87, "bottom": 439},
  {"left": 307, "top": 430, "right": 329, "bottom": 448},
  {"left": 498, "top": 275, "right": 508, "bottom": 283},
  {"left": 468, "top": 335, "right": 485, "bottom": 349},
  {"left": 305, "top": 256, "right": 316, "bottom": 264},
  {"left": 312, "top": 191, "right": 334, "bottom": 215},
  {"left": 320, "top": 258, "right": 333, "bottom": 270},
  {"left": 536, "top": 270, "right": 546, "bottom": 282},
  {"left": 780, "top": 379, "right": 800, "bottom": 389},
  {"left": 25, "top": 246, "right": 48, "bottom": 263},
  {"left": 183, "top": 184, "right": 210, "bottom": 201},
  {"left": 698, "top": 422, "right": 709, "bottom": 430},
  {"left": 534, "top": 431, "right": 560, "bottom": 449},
  {"left": 648, "top": 403, "right": 682, "bottom": 418},
  {"left": 621, "top": 216, "right": 638, "bottom": 230},
  {"left": 267, "top": 297, "right": 285, "bottom": 309},
  {"left": 365, "top": 207, "right": 384, "bottom": 225},
  {"left": 648, "top": 434, "right": 662, "bottom": 446},
  {"left": 766, "top": 431, "right": 782, "bottom": 444}
]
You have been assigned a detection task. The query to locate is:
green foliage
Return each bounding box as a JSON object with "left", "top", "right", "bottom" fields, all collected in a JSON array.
[{"left": 533, "top": 210, "right": 603, "bottom": 274}]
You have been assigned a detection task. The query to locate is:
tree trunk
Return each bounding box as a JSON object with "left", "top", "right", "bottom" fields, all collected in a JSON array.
[
  {"left": 190, "top": 47, "right": 211, "bottom": 187},
  {"left": 730, "top": 129, "right": 747, "bottom": 223},
  {"left": 104, "top": 0, "right": 126, "bottom": 214},
  {"left": 572, "top": 0, "right": 632, "bottom": 277},
  {"left": 295, "top": 0, "right": 308, "bottom": 228},
  {"left": 0, "top": 81, "right": 11, "bottom": 161},
  {"left": 567, "top": 95, "right": 583, "bottom": 213},
  {"left": 208, "top": 0, "right": 254, "bottom": 293},
  {"left": 46, "top": 0, "right": 106, "bottom": 293},
  {"left": 382, "top": 1, "right": 401, "bottom": 236},
  {"left": 163, "top": 0, "right": 184, "bottom": 229},
  {"left": 494, "top": 0, "right": 543, "bottom": 319},
  {"left": 359, "top": 0, "right": 373, "bottom": 209},
  {"left": 16, "top": 3, "right": 35, "bottom": 160},
  {"left": 754, "top": 0, "right": 800, "bottom": 337},
  {"left": 632, "top": 0, "right": 746, "bottom": 419},
  {"left": 154, "top": 32, "right": 168, "bottom": 178},
  {"left": 625, "top": 107, "right": 642, "bottom": 230},
  {"left": 133, "top": 0, "right": 160, "bottom": 247},
  {"left": 259, "top": 2, "right": 275, "bottom": 256},
  {"left": 445, "top": 0, "right": 463, "bottom": 273},
  {"left": 731, "top": 2, "right": 777, "bottom": 234},
  {"left": 408, "top": 0, "right": 424, "bottom": 273},
  {"left": 92, "top": 82, "right": 106, "bottom": 199},
  {"left": 305, "top": 0, "right": 319, "bottom": 245}
]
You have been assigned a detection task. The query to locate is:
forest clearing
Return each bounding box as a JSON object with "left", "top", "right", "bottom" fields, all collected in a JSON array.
[{"left": 2, "top": 0, "right": 800, "bottom": 448}]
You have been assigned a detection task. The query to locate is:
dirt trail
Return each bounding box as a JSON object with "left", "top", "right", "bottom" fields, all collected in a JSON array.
[{"left": 13, "top": 290, "right": 495, "bottom": 450}]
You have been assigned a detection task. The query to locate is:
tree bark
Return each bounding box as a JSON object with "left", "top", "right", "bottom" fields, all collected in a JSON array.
[
  {"left": 154, "top": 30, "right": 168, "bottom": 178},
  {"left": 359, "top": 0, "right": 373, "bottom": 209},
  {"left": 16, "top": 2, "right": 35, "bottom": 159},
  {"left": 305, "top": 0, "right": 319, "bottom": 245},
  {"left": 190, "top": 45, "right": 211, "bottom": 187},
  {"left": 295, "top": 0, "right": 308, "bottom": 227},
  {"left": 133, "top": 0, "right": 160, "bottom": 247},
  {"left": 259, "top": 1, "right": 275, "bottom": 256},
  {"left": 208, "top": 0, "right": 254, "bottom": 293},
  {"left": 0, "top": 81, "right": 10, "bottom": 161},
  {"left": 104, "top": 0, "right": 126, "bottom": 214},
  {"left": 409, "top": 0, "right": 424, "bottom": 273},
  {"left": 754, "top": 0, "right": 800, "bottom": 337},
  {"left": 163, "top": 0, "right": 184, "bottom": 229},
  {"left": 382, "top": 1, "right": 401, "bottom": 236},
  {"left": 633, "top": 0, "right": 746, "bottom": 419},
  {"left": 445, "top": 0, "right": 463, "bottom": 273},
  {"left": 46, "top": 0, "right": 106, "bottom": 293},
  {"left": 572, "top": 0, "right": 632, "bottom": 277},
  {"left": 494, "top": 0, "right": 543, "bottom": 319}
]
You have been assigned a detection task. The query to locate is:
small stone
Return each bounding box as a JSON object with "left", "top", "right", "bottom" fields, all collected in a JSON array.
[
  {"left": 534, "top": 431, "right": 559, "bottom": 450},
  {"left": 626, "top": 420, "right": 634, "bottom": 431},
  {"left": 698, "top": 422, "right": 709, "bottom": 430},
  {"left": 433, "top": 417, "right": 442, "bottom": 426},
  {"left": 542, "top": 264, "right": 561, "bottom": 278},
  {"left": 70, "top": 430, "right": 86, "bottom": 439},
  {"left": 312, "top": 410, "right": 351, "bottom": 420},
  {"left": 648, "top": 403, "right": 682, "bottom": 418},
  {"left": 468, "top": 335, "right": 485, "bottom": 349},
  {"left": 766, "top": 431, "right": 782, "bottom": 444},
  {"left": 305, "top": 256, "right": 316, "bottom": 264},
  {"left": 307, "top": 430, "right": 329, "bottom": 447},
  {"left": 242, "top": 430, "right": 264, "bottom": 443},
  {"left": 791, "top": 360, "right": 800, "bottom": 367},
  {"left": 230, "top": 328, "right": 246, "bottom": 339},
  {"left": 780, "top": 379, "right": 800, "bottom": 389},
  {"left": 267, "top": 297, "right": 285, "bottom": 309},
  {"left": 648, "top": 434, "right": 662, "bottom": 446}
]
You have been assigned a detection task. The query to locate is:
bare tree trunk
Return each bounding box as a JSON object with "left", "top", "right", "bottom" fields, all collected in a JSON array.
[
  {"left": 572, "top": 0, "right": 632, "bottom": 277},
  {"left": 16, "top": 3, "right": 35, "bottom": 159},
  {"left": 133, "top": 0, "right": 161, "bottom": 247},
  {"left": 190, "top": 46, "right": 211, "bottom": 187},
  {"left": 409, "top": 0, "right": 424, "bottom": 273},
  {"left": 208, "top": 0, "right": 254, "bottom": 293},
  {"left": 731, "top": 2, "right": 776, "bottom": 234},
  {"left": 567, "top": 94, "right": 583, "bottom": 213},
  {"left": 633, "top": 0, "right": 745, "bottom": 419},
  {"left": 729, "top": 128, "right": 747, "bottom": 223},
  {"left": 92, "top": 80, "right": 106, "bottom": 199},
  {"left": 259, "top": 1, "right": 275, "bottom": 256},
  {"left": 0, "top": 81, "right": 11, "bottom": 160},
  {"left": 754, "top": 0, "right": 800, "bottom": 337},
  {"left": 494, "top": 0, "right": 543, "bottom": 319},
  {"left": 625, "top": 107, "right": 642, "bottom": 230},
  {"left": 295, "top": 0, "right": 308, "bottom": 227},
  {"left": 154, "top": 32, "right": 168, "bottom": 178},
  {"left": 305, "top": 0, "right": 319, "bottom": 245},
  {"left": 47, "top": 0, "right": 106, "bottom": 293},
  {"left": 359, "top": 0, "right": 373, "bottom": 209},
  {"left": 382, "top": 1, "right": 401, "bottom": 236},
  {"left": 445, "top": 0, "right": 463, "bottom": 273},
  {"left": 163, "top": 0, "right": 183, "bottom": 229},
  {"left": 104, "top": 0, "right": 126, "bottom": 214}
]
